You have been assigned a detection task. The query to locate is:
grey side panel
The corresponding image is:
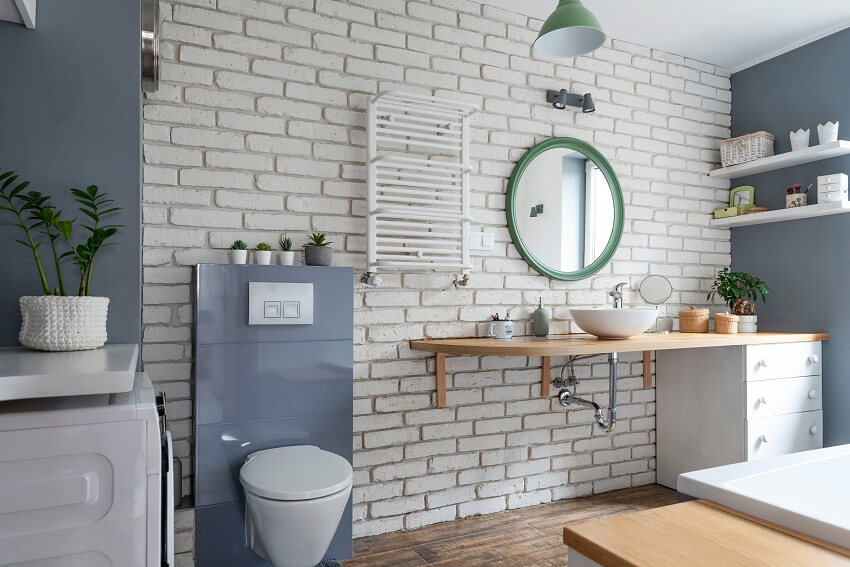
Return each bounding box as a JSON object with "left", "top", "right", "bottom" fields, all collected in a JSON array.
[{"left": 194, "top": 264, "right": 354, "bottom": 564}]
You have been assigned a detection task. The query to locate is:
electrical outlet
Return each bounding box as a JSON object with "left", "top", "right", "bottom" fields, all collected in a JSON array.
[{"left": 469, "top": 232, "right": 495, "bottom": 251}]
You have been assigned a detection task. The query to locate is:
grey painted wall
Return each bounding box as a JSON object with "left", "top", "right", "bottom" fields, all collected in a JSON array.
[
  {"left": 730, "top": 28, "right": 850, "bottom": 445},
  {"left": 0, "top": 1, "right": 141, "bottom": 346}
]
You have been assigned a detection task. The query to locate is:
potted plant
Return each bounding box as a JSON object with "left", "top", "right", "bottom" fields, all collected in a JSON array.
[
  {"left": 304, "top": 233, "right": 333, "bottom": 266},
  {"left": 255, "top": 242, "right": 273, "bottom": 265},
  {"left": 229, "top": 240, "right": 248, "bottom": 264},
  {"left": 0, "top": 170, "right": 120, "bottom": 351},
  {"left": 707, "top": 268, "right": 771, "bottom": 333},
  {"left": 278, "top": 234, "right": 295, "bottom": 266}
]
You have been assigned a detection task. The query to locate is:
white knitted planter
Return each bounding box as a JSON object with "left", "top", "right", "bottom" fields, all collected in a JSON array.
[{"left": 19, "top": 296, "right": 109, "bottom": 351}]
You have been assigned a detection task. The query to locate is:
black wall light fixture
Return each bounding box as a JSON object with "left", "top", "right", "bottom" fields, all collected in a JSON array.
[{"left": 546, "top": 89, "right": 595, "bottom": 113}]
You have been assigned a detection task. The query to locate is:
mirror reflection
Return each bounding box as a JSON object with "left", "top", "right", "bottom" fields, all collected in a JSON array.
[{"left": 513, "top": 147, "right": 615, "bottom": 273}]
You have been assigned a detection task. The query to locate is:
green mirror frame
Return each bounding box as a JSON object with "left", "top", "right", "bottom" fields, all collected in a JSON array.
[{"left": 506, "top": 137, "right": 624, "bottom": 281}]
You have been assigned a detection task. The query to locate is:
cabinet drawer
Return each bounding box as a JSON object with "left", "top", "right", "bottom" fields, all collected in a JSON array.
[
  {"left": 746, "top": 375, "right": 822, "bottom": 419},
  {"left": 746, "top": 411, "right": 822, "bottom": 460},
  {"left": 745, "top": 342, "right": 821, "bottom": 381}
]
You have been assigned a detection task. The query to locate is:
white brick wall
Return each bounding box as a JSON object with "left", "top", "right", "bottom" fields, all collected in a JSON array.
[{"left": 142, "top": 0, "right": 732, "bottom": 562}]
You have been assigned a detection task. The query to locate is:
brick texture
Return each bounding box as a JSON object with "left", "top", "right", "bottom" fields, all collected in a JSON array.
[{"left": 142, "top": 0, "right": 732, "bottom": 561}]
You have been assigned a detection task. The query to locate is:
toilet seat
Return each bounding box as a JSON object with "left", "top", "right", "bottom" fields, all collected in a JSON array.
[{"left": 240, "top": 445, "right": 352, "bottom": 501}]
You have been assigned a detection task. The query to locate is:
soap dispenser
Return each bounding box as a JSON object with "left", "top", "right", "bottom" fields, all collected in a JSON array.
[{"left": 532, "top": 297, "right": 550, "bottom": 337}]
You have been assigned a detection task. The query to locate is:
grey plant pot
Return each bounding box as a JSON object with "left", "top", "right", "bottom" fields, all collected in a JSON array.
[{"left": 304, "top": 245, "right": 332, "bottom": 266}]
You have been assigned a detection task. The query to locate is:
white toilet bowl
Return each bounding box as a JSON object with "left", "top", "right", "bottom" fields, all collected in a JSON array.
[{"left": 240, "top": 445, "right": 353, "bottom": 567}]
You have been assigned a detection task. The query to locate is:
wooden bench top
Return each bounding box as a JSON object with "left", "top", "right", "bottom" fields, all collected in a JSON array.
[{"left": 563, "top": 500, "right": 850, "bottom": 567}]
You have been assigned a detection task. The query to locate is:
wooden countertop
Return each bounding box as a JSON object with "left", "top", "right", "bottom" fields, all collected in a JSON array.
[
  {"left": 410, "top": 331, "right": 828, "bottom": 357},
  {"left": 563, "top": 500, "right": 850, "bottom": 567}
]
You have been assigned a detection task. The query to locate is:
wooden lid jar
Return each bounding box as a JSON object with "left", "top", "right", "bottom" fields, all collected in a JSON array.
[
  {"left": 715, "top": 312, "right": 740, "bottom": 334},
  {"left": 679, "top": 306, "right": 710, "bottom": 333}
]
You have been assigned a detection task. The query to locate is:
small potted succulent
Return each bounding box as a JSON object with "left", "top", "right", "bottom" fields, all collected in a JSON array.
[
  {"left": 278, "top": 234, "right": 295, "bottom": 266},
  {"left": 707, "top": 268, "right": 771, "bottom": 333},
  {"left": 0, "top": 169, "right": 120, "bottom": 351},
  {"left": 254, "top": 242, "right": 273, "bottom": 265},
  {"left": 304, "top": 233, "right": 333, "bottom": 266},
  {"left": 229, "top": 240, "right": 248, "bottom": 264}
]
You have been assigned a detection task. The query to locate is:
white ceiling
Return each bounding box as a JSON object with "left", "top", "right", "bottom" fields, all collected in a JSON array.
[{"left": 482, "top": 0, "right": 850, "bottom": 72}]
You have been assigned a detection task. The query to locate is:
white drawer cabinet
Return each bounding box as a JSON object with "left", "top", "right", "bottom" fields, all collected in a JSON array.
[
  {"left": 746, "top": 375, "right": 821, "bottom": 419},
  {"left": 746, "top": 410, "right": 823, "bottom": 460},
  {"left": 657, "top": 341, "right": 824, "bottom": 489}
]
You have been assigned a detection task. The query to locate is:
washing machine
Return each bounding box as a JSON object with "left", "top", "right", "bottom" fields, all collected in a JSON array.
[{"left": 0, "top": 372, "right": 174, "bottom": 566}]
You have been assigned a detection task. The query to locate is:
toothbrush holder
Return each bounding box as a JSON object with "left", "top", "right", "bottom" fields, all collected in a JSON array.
[
  {"left": 789, "top": 128, "right": 810, "bottom": 151},
  {"left": 786, "top": 193, "right": 807, "bottom": 208},
  {"left": 817, "top": 121, "right": 839, "bottom": 145}
]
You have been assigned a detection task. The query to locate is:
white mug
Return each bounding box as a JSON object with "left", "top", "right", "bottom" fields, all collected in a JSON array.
[{"left": 488, "top": 320, "right": 513, "bottom": 340}]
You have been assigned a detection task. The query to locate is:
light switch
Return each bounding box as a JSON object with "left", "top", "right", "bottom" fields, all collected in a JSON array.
[
  {"left": 283, "top": 301, "right": 300, "bottom": 318},
  {"left": 264, "top": 301, "right": 282, "bottom": 318},
  {"left": 248, "top": 282, "right": 314, "bottom": 325}
]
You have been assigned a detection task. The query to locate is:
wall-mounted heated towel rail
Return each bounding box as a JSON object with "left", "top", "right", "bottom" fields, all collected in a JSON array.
[{"left": 366, "top": 91, "right": 478, "bottom": 284}]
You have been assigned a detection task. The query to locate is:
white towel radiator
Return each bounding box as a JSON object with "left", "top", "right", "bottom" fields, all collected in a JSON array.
[{"left": 365, "top": 91, "right": 479, "bottom": 284}]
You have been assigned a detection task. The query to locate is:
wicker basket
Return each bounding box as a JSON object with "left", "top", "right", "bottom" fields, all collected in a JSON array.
[
  {"left": 719, "top": 131, "right": 775, "bottom": 167},
  {"left": 19, "top": 296, "right": 109, "bottom": 351},
  {"left": 715, "top": 312, "right": 739, "bottom": 334},
  {"left": 679, "top": 306, "right": 710, "bottom": 333}
]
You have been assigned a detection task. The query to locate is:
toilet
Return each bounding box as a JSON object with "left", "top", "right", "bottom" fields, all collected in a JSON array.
[{"left": 240, "top": 445, "right": 353, "bottom": 567}]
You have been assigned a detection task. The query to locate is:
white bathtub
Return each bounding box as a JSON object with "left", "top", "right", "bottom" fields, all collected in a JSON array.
[{"left": 678, "top": 444, "right": 850, "bottom": 549}]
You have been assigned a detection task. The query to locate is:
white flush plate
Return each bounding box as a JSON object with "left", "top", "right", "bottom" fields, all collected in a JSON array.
[{"left": 248, "top": 282, "right": 313, "bottom": 325}]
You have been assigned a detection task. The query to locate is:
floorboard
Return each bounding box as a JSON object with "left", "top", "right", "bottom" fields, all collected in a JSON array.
[{"left": 344, "top": 484, "right": 676, "bottom": 566}]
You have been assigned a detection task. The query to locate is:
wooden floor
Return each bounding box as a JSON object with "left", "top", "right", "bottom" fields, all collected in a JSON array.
[{"left": 344, "top": 484, "right": 677, "bottom": 567}]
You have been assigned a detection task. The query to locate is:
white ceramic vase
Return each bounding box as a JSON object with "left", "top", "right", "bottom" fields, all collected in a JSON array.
[
  {"left": 279, "top": 251, "right": 295, "bottom": 265},
  {"left": 229, "top": 249, "right": 248, "bottom": 264},
  {"left": 19, "top": 296, "right": 109, "bottom": 351},
  {"left": 789, "top": 128, "right": 810, "bottom": 151},
  {"left": 817, "top": 121, "right": 839, "bottom": 144},
  {"left": 254, "top": 250, "right": 272, "bottom": 265},
  {"left": 737, "top": 315, "right": 757, "bottom": 333}
]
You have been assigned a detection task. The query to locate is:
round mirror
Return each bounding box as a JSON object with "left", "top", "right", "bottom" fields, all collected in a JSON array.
[
  {"left": 506, "top": 138, "right": 624, "bottom": 280},
  {"left": 639, "top": 275, "right": 673, "bottom": 305}
]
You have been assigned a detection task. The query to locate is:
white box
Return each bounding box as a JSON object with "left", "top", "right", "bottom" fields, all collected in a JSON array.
[{"left": 817, "top": 173, "right": 847, "bottom": 187}]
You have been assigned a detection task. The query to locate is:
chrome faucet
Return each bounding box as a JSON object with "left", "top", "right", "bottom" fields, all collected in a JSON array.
[{"left": 608, "top": 282, "right": 627, "bottom": 308}]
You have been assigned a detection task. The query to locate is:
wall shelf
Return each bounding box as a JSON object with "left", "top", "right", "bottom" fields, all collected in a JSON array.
[
  {"left": 708, "top": 140, "right": 850, "bottom": 179},
  {"left": 710, "top": 201, "right": 850, "bottom": 227},
  {"left": 410, "top": 332, "right": 828, "bottom": 407}
]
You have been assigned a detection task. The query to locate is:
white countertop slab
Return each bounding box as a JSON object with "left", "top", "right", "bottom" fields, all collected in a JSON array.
[{"left": 0, "top": 344, "right": 138, "bottom": 401}]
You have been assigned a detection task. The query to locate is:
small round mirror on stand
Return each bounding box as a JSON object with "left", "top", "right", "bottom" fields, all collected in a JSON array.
[{"left": 639, "top": 275, "right": 673, "bottom": 333}]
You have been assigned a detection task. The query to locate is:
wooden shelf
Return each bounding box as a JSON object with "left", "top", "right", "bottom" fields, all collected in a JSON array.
[
  {"left": 410, "top": 332, "right": 828, "bottom": 407},
  {"left": 710, "top": 201, "right": 850, "bottom": 227},
  {"left": 709, "top": 140, "right": 850, "bottom": 179}
]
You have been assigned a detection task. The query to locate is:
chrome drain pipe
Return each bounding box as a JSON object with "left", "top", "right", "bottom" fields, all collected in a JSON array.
[{"left": 557, "top": 352, "right": 618, "bottom": 433}]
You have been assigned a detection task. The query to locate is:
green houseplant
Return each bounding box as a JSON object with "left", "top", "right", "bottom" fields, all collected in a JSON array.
[
  {"left": 255, "top": 242, "right": 273, "bottom": 265},
  {"left": 707, "top": 268, "right": 771, "bottom": 333},
  {"left": 229, "top": 239, "right": 248, "bottom": 264},
  {"left": 279, "top": 234, "right": 295, "bottom": 266},
  {"left": 304, "top": 233, "right": 333, "bottom": 266},
  {"left": 0, "top": 169, "right": 121, "bottom": 351}
]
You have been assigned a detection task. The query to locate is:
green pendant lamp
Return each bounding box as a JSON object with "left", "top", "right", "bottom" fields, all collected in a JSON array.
[{"left": 533, "top": 0, "right": 606, "bottom": 58}]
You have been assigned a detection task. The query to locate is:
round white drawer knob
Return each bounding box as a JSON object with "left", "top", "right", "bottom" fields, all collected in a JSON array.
[
  {"left": 808, "top": 389, "right": 818, "bottom": 400},
  {"left": 758, "top": 359, "right": 768, "bottom": 367},
  {"left": 808, "top": 354, "right": 819, "bottom": 363},
  {"left": 810, "top": 425, "right": 820, "bottom": 435},
  {"left": 759, "top": 396, "right": 768, "bottom": 405},
  {"left": 758, "top": 434, "right": 768, "bottom": 443}
]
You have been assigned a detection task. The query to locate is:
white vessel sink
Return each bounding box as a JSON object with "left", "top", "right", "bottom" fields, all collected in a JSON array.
[{"left": 570, "top": 307, "right": 658, "bottom": 339}]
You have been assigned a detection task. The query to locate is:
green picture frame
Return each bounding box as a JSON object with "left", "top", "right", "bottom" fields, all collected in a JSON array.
[
  {"left": 505, "top": 137, "right": 625, "bottom": 281},
  {"left": 729, "top": 185, "right": 755, "bottom": 213}
]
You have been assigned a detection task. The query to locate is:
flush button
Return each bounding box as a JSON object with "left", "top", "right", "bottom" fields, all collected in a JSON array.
[
  {"left": 264, "top": 301, "right": 282, "bottom": 318},
  {"left": 283, "top": 301, "right": 300, "bottom": 318}
]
